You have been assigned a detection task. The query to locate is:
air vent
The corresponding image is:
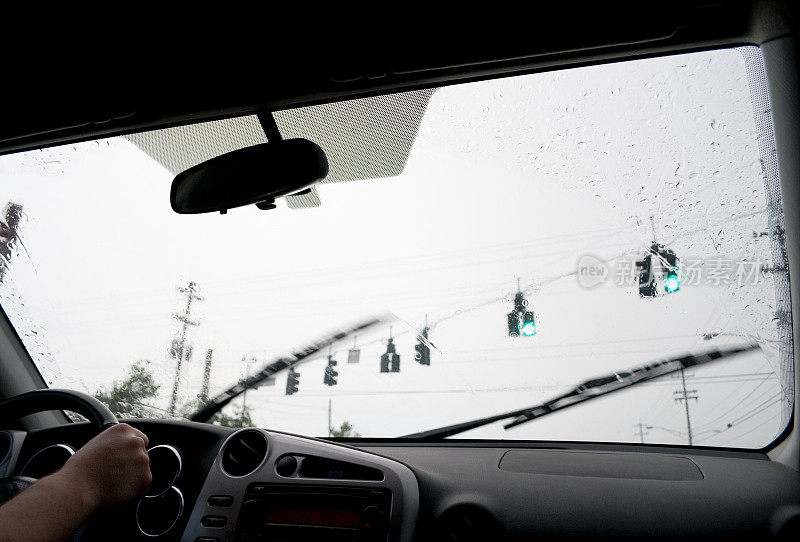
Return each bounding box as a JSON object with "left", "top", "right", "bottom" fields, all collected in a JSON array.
[{"left": 221, "top": 430, "right": 268, "bottom": 477}]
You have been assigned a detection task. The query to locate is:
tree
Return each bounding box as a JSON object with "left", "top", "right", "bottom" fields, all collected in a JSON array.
[
  {"left": 212, "top": 404, "right": 255, "bottom": 428},
  {"left": 94, "top": 359, "right": 254, "bottom": 428},
  {"left": 178, "top": 399, "right": 254, "bottom": 428},
  {"left": 329, "top": 421, "right": 360, "bottom": 437},
  {"left": 94, "top": 360, "right": 162, "bottom": 419}
]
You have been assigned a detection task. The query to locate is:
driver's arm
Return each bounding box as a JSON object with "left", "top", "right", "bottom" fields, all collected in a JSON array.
[{"left": 0, "top": 423, "right": 152, "bottom": 542}]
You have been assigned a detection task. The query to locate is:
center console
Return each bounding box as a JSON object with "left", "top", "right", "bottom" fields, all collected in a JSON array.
[{"left": 180, "top": 429, "right": 418, "bottom": 542}]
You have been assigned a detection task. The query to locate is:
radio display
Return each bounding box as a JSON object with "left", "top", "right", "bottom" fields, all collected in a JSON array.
[
  {"left": 236, "top": 485, "right": 391, "bottom": 542},
  {"left": 265, "top": 505, "right": 362, "bottom": 528}
]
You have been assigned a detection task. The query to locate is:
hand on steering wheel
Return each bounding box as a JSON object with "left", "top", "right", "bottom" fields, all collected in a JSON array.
[
  {"left": 0, "top": 389, "right": 152, "bottom": 542},
  {"left": 60, "top": 423, "right": 152, "bottom": 508},
  {"left": 0, "top": 389, "right": 150, "bottom": 506}
]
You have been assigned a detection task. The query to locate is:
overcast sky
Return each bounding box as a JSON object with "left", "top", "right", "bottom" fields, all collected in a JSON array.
[{"left": 0, "top": 46, "right": 790, "bottom": 448}]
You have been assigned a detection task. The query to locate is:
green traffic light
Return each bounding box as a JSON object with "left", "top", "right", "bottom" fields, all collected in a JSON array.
[
  {"left": 522, "top": 322, "right": 536, "bottom": 336},
  {"left": 664, "top": 274, "right": 680, "bottom": 293}
]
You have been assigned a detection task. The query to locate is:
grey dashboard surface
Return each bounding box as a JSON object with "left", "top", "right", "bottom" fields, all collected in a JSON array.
[
  {"left": 356, "top": 442, "right": 800, "bottom": 540},
  {"left": 6, "top": 421, "right": 800, "bottom": 540}
]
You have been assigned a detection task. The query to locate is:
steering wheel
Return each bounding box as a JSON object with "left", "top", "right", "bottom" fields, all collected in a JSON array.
[{"left": 0, "top": 389, "right": 118, "bottom": 505}]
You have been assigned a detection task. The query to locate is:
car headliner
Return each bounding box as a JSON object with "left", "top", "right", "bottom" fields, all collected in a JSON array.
[{"left": 1, "top": 2, "right": 793, "bottom": 157}]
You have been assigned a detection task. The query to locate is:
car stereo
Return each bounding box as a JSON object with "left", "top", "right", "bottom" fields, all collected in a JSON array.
[{"left": 235, "top": 484, "right": 391, "bottom": 542}]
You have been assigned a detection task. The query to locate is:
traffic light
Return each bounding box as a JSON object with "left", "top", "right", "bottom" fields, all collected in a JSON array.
[
  {"left": 521, "top": 311, "right": 536, "bottom": 336},
  {"left": 636, "top": 254, "right": 657, "bottom": 298},
  {"left": 661, "top": 249, "right": 680, "bottom": 293},
  {"left": 285, "top": 368, "right": 300, "bottom": 395},
  {"left": 380, "top": 338, "right": 400, "bottom": 373},
  {"left": 507, "top": 312, "right": 520, "bottom": 336},
  {"left": 414, "top": 327, "right": 431, "bottom": 365},
  {"left": 323, "top": 355, "right": 338, "bottom": 386},
  {"left": 636, "top": 243, "right": 680, "bottom": 297},
  {"left": 508, "top": 291, "right": 535, "bottom": 337}
]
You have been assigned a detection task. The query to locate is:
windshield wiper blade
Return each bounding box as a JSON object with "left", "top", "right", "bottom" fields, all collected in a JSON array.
[
  {"left": 190, "top": 315, "right": 392, "bottom": 423},
  {"left": 402, "top": 343, "right": 760, "bottom": 440}
]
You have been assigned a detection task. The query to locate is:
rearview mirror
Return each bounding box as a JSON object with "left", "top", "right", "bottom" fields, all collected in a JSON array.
[{"left": 170, "top": 138, "right": 328, "bottom": 214}]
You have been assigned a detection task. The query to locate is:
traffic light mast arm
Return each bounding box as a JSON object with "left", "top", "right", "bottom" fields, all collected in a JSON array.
[
  {"left": 190, "top": 315, "right": 389, "bottom": 422},
  {"left": 402, "top": 344, "right": 759, "bottom": 439}
]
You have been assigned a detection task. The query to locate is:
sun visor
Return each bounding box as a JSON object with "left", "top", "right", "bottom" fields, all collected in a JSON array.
[{"left": 124, "top": 89, "right": 436, "bottom": 209}]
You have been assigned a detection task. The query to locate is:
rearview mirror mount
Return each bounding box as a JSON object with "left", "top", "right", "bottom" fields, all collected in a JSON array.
[{"left": 170, "top": 138, "right": 328, "bottom": 214}]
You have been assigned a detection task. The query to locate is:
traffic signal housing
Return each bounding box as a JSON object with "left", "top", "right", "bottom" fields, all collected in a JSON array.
[
  {"left": 661, "top": 249, "right": 680, "bottom": 293},
  {"left": 285, "top": 368, "right": 300, "bottom": 395},
  {"left": 323, "top": 355, "right": 338, "bottom": 386},
  {"left": 508, "top": 291, "right": 536, "bottom": 337},
  {"left": 636, "top": 243, "right": 680, "bottom": 297},
  {"left": 414, "top": 327, "right": 431, "bottom": 365},
  {"left": 380, "top": 338, "right": 400, "bottom": 373},
  {"left": 507, "top": 311, "right": 520, "bottom": 336},
  {"left": 636, "top": 254, "right": 657, "bottom": 298}
]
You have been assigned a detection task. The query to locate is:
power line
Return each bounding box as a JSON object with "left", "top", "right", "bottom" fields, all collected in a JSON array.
[
  {"left": 691, "top": 375, "right": 774, "bottom": 430},
  {"left": 640, "top": 391, "right": 673, "bottom": 424},
  {"left": 646, "top": 425, "right": 687, "bottom": 437},
  {"left": 700, "top": 400, "right": 781, "bottom": 444},
  {"left": 266, "top": 385, "right": 565, "bottom": 398},
  {"left": 155, "top": 206, "right": 776, "bottom": 418},
  {"left": 645, "top": 377, "right": 775, "bottom": 386},
  {"left": 726, "top": 393, "right": 783, "bottom": 426},
  {"left": 713, "top": 412, "right": 779, "bottom": 447},
  {"left": 699, "top": 394, "right": 782, "bottom": 443},
  {"left": 57, "top": 207, "right": 767, "bottom": 323}
]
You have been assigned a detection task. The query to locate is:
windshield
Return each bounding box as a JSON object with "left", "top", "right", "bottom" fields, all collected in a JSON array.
[{"left": 0, "top": 46, "right": 793, "bottom": 448}]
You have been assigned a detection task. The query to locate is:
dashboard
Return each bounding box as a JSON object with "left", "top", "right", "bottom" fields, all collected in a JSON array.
[
  {"left": 3, "top": 419, "right": 800, "bottom": 541},
  {"left": 1, "top": 420, "right": 418, "bottom": 542}
]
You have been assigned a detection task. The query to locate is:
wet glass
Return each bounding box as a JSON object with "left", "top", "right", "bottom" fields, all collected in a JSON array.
[{"left": 0, "top": 46, "right": 792, "bottom": 448}]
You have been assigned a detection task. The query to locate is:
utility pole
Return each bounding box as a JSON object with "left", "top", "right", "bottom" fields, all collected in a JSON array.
[
  {"left": 198, "top": 348, "right": 213, "bottom": 404},
  {"left": 328, "top": 399, "right": 332, "bottom": 437},
  {"left": 168, "top": 281, "right": 203, "bottom": 415},
  {"left": 634, "top": 420, "right": 649, "bottom": 443},
  {"left": 673, "top": 368, "right": 698, "bottom": 445}
]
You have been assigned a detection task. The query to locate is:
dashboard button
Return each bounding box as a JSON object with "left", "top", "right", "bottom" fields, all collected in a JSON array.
[
  {"left": 207, "top": 495, "right": 234, "bottom": 507},
  {"left": 201, "top": 515, "right": 227, "bottom": 528},
  {"left": 360, "top": 505, "right": 388, "bottom": 539},
  {"left": 249, "top": 484, "right": 267, "bottom": 495}
]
